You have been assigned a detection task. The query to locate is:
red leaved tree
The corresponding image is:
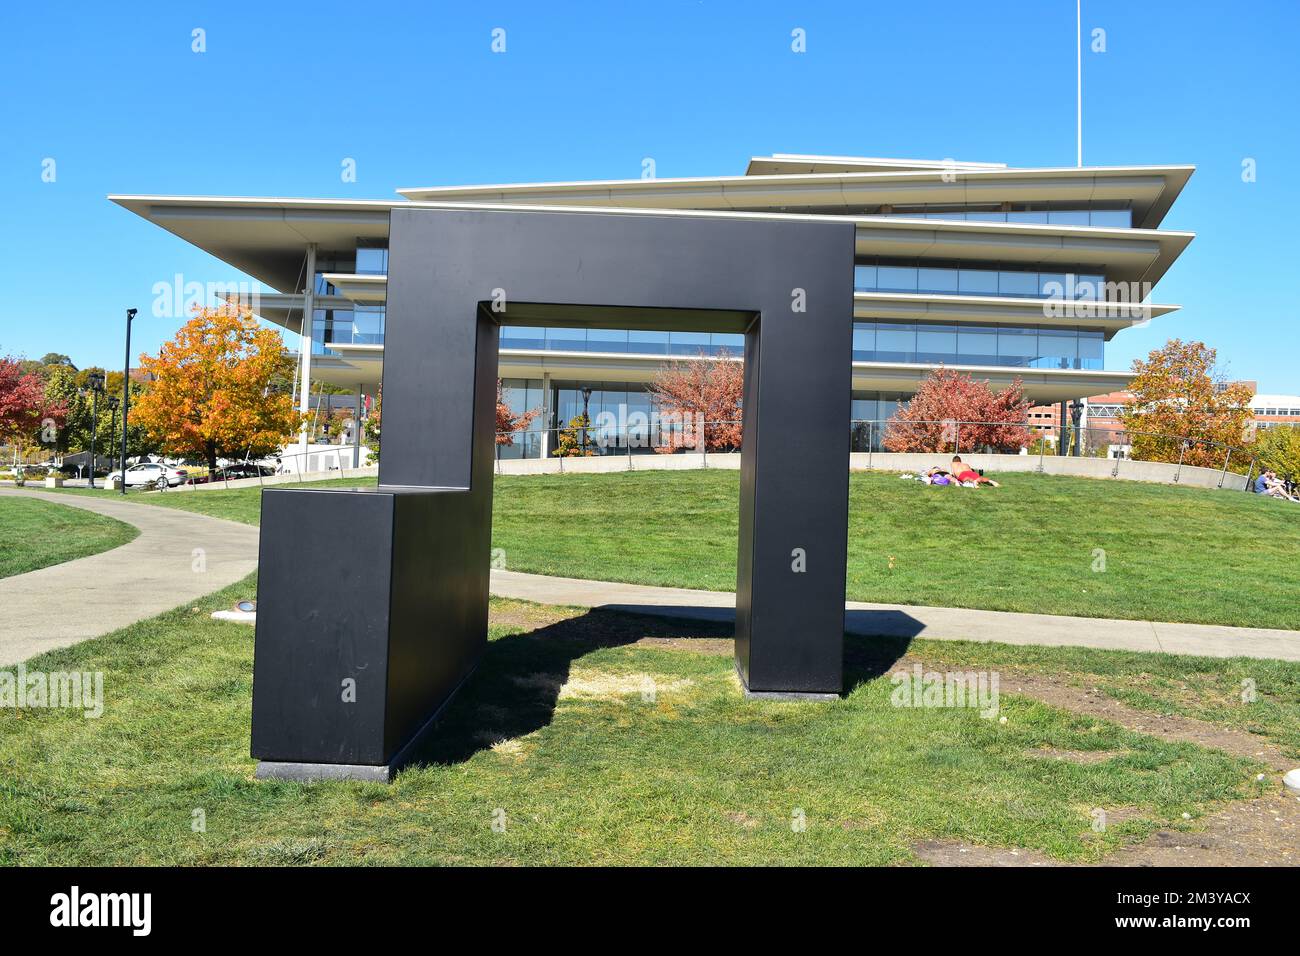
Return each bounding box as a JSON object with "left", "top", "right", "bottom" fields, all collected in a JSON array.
[
  {"left": 883, "top": 367, "right": 1034, "bottom": 453},
  {"left": 0, "top": 355, "right": 65, "bottom": 453},
  {"left": 649, "top": 349, "right": 744, "bottom": 452},
  {"left": 496, "top": 380, "right": 540, "bottom": 446}
]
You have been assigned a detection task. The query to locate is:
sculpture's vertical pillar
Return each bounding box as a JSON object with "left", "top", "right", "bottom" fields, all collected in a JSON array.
[{"left": 734, "top": 298, "right": 851, "bottom": 697}]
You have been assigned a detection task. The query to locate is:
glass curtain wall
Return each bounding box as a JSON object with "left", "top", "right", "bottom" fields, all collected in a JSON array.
[
  {"left": 855, "top": 263, "right": 1106, "bottom": 300},
  {"left": 501, "top": 327, "right": 744, "bottom": 356},
  {"left": 853, "top": 321, "right": 1104, "bottom": 370}
]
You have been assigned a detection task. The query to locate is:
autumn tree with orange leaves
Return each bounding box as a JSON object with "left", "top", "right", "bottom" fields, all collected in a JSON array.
[
  {"left": 649, "top": 348, "right": 744, "bottom": 452},
  {"left": 1120, "top": 339, "right": 1254, "bottom": 467},
  {"left": 883, "top": 368, "right": 1034, "bottom": 453},
  {"left": 133, "top": 305, "right": 303, "bottom": 473}
]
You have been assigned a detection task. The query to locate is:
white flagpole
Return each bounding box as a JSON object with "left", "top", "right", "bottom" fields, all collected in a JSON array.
[{"left": 1077, "top": 0, "right": 1083, "bottom": 167}]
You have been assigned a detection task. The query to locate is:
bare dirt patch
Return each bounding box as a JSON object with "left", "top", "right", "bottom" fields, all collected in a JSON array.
[
  {"left": 903, "top": 655, "right": 1300, "bottom": 867},
  {"left": 994, "top": 667, "right": 1290, "bottom": 771},
  {"left": 913, "top": 795, "right": 1300, "bottom": 867},
  {"left": 1105, "top": 791, "right": 1300, "bottom": 866}
]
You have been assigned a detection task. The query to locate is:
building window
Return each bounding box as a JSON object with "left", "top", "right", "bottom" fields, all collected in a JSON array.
[
  {"left": 354, "top": 241, "right": 388, "bottom": 275},
  {"left": 852, "top": 320, "right": 1104, "bottom": 370},
  {"left": 872, "top": 203, "right": 1131, "bottom": 227},
  {"left": 855, "top": 261, "right": 1106, "bottom": 300}
]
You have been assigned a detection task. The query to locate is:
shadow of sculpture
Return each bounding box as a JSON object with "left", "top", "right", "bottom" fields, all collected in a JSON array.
[{"left": 401, "top": 604, "right": 922, "bottom": 770}]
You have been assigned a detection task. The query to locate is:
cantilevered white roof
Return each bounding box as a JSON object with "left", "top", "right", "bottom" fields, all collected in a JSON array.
[
  {"left": 109, "top": 195, "right": 394, "bottom": 292},
  {"left": 744, "top": 154, "right": 1008, "bottom": 175},
  {"left": 396, "top": 164, "right": 1193, "bottom": 229},
  {"left": 320, "top": 273, "right": 386, "bottom": 304},
  {"left": 109, "top": 196, "right": 1193, "bottom": 294}
]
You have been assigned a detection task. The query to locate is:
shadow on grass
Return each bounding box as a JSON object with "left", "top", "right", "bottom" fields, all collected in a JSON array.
[{"left": 404, "top": 606, "right": 918, "bottom": 769}]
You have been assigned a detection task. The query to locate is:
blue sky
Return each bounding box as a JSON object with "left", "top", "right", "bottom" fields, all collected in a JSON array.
[{"left": 2, "top": 0, "right": 1297, "bottom": 391}]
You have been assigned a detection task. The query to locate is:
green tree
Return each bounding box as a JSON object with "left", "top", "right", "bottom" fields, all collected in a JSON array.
[
  {"left": 42, "top": 365, "right": 90, "bottom": 453},
  {"left": 552, "top": 413, "right": 597, "bottom": 457},
  {"left": 1254, "top": 426, "right": 1300, "bottom": 483}
]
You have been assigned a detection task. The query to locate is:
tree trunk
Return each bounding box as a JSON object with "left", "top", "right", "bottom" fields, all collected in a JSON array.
[{"left": 207, "top": 443, "right": 218, "bottom": 476}]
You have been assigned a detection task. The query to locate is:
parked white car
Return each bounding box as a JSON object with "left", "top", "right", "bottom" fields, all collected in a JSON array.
[{"left": 106, "top": 462, "right": 189, "bottom": 490}]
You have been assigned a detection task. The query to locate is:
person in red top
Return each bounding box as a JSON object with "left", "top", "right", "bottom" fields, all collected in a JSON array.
[{"left": 950, "top": 456, "right": 999, "bottom": 487}]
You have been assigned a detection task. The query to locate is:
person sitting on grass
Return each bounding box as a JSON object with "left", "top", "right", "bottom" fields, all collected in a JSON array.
[
  {"left": 1257, "top": 469, "right": 1299, "bottom": 502},
  {"left": 949, "top": 456, "right": 1000, "bottom": 487}
]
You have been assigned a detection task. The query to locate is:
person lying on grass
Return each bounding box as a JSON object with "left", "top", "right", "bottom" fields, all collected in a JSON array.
[
  {"left": 949, "top": 456, "right": 1000, "bottom": 487},
  {"left": 919, "top": 462, "right": 998, "bottom": 488}
]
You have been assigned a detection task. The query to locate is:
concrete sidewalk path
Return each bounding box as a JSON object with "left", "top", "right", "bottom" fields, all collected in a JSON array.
[
  {"left": 490, "top": 569, "right": 1300, "bottom": 662},
  {"left": 0, "top": 490, "right": 259, "bottom": 665}
]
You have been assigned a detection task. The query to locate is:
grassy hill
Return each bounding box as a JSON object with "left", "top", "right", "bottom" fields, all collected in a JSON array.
[{"left": 48, "top": 469, "right": 1300, "bottom": 629}]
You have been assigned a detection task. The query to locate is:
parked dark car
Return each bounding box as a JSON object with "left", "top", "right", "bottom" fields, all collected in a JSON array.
[{"left": 212, "top": 463, "right": 277, "bottom": 481}]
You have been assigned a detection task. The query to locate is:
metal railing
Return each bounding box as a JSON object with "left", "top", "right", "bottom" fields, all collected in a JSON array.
[
  {"left": 488, "top": 416, "right": 1263, "bottom": 489},
  {"left": 6, "top": 417, "right": 1268, "bottom": 494},
  {"left": 492, "top": 418, "right": 742, "bottom": 472}
]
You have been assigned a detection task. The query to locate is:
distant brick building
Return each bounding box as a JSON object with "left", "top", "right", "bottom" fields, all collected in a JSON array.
[{"left": 1249, "top": 392, "right": 1300, "bottom": 436}]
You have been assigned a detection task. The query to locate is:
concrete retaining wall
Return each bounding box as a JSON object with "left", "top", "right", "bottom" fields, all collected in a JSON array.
[
  {"left": 847, "top": 452, "right": 1250, "bottom": 491},
  {"left": 489, "top": 450, "right": 1248, "bottom": 492},
  {"left": 172, "top": 451, "right": 1248, "bottom": 493}
]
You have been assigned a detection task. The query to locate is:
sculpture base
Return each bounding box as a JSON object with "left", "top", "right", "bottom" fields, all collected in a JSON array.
[
  {"left": 737, "top": 665, "right": 840, "bottom": 702},
  {"left": 255, "top": 761, "right": 394, "bottom": 783},
  {"left": 250, "top": 485, "right": 489, "bottom": 777}
]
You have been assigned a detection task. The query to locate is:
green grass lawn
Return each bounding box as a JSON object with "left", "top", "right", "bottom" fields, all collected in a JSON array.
[
  {"left": 0, "top": 497, "right": 138, "bottom": 579},
  {"left": 1, "top": 573, "right": 1281, "bottom": 866},
  {"left": 54, "top": 469, "right": 1300, "bottom": 630}
]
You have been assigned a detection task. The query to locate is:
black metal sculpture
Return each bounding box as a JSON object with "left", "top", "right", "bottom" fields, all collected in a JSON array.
[{"left": 251, "top": 207, "right": 855, "bottom": 781}]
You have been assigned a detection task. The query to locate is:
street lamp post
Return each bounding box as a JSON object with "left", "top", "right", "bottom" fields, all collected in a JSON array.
[
  {"left": 119, "top": 308, "right": 137, "bottom": 495},
  {"left": 85, "top": 371, "right": 105, "bottom": 489},
  {"left": 580, "top": 386, "right": 593, "bottom": 454},
  {"left": 106, "top": 395, "right": 119, "bottom": 465},
  {"left": 1069, "top": 400, "right": 1085, "bottom": 456}
]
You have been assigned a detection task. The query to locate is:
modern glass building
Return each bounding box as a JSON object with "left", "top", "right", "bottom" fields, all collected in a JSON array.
[{"left": 111, "top": 153, "right": 1192, "bottom": 456}]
